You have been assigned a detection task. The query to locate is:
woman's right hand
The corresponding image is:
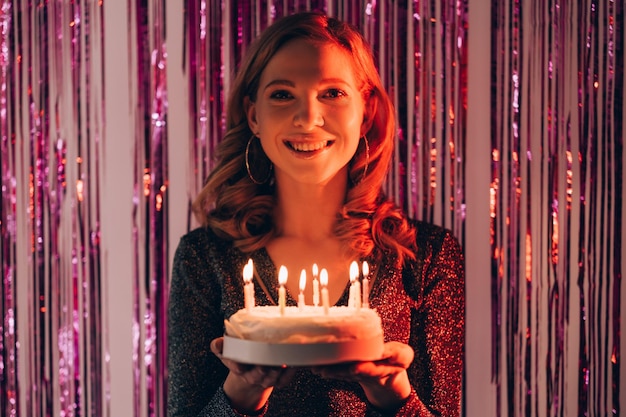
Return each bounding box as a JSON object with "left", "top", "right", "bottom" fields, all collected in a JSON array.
[{"left": 210, "top": 337, "right": 297, "bottom": 413}]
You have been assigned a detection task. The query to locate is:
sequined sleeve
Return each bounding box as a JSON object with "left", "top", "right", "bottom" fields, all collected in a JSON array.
[
  {"left": 167, "top": 230, "right": 231, "bottom": 417},
  {"left": 405, "top": 223, "right": 465, "bottom": 416}
]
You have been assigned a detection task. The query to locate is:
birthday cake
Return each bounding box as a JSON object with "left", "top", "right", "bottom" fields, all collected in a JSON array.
[{"left": 222, "top": 305, "right": 384, "bottom": 366}]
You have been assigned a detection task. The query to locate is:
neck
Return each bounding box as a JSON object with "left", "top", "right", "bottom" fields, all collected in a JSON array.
[{"left": 273, "top": 174, "right": 348, "bottom": 240}]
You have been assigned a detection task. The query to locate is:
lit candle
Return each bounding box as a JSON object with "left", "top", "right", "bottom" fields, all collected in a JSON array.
[
  {"left": 320, "top": 268, "right": 330, "bottom": 315},
  {"left": 298, "top": 269, "right": 306, "bottom": 310},
  {"left": 278, "top": 265, "right": 288, "bottom": 316},
  {"left": 312, "top": 263, "right": 320, "bottom": 307},
  {"left": 243, "top": 258, "right": 255, "bottom": 312},
  {"left": 362, "top": 261, "right": 370, "bottom": 308},
  {"left": 349, "top": 261, "right": 360, "bottom": 308}
]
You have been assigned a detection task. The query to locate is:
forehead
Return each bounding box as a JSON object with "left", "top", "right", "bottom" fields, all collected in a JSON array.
[{"left": 259, "top": 39, "right": 360, "bottom": 86}]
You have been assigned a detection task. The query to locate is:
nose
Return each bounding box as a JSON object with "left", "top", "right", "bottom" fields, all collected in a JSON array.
[{"left": 293, "top": 97, "right": 324, "bottom": 129}]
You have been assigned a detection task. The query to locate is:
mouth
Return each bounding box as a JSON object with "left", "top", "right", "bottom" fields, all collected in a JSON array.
[{"left": 285, "top": 140, "right": 334, "bottom": 153}]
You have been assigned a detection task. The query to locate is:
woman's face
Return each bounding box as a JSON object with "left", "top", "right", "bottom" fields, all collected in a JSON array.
[{"left": 246, "top": 39, "right": 368, "bottom": 187}]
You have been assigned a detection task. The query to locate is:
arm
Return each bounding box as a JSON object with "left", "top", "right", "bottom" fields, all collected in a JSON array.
[
  {"left": 167, "top": 232, "right": 230, "bottom": 417},
  {"left": 310, "top": 228, "right": 464, "bottom": 416},
  {"left": 359, "top": 227, "right": 465, "bottom": 417},
  {"left": 406, "top": 229, "right": 465, "bottom": 417},
  {"left": 168, "top": 232, "right": 295, "bottom": 417}
]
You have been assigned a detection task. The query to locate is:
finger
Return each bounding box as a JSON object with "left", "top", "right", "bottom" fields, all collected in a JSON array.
[
  {"left": 275, "top": 367, "right": 298, "bottom": 388},
  {"left": 350, "top": 362, "right": 405, "bottom": 379},
  {"left": 313, "top": 348, "right": 413, "bottom": 382},
  {"left": 379, "top": 342, "right": 414, "bottom": 368},
  {"left": 210, "top": 337, "right": 241, "bottom": 372},
  {"left": 210, "top": 337, "right": 224, "bottom": 357},
  {"left": 211, "top": 339, "right": 257, "bottom": 376},
  {"left": 245, "top": 366, "right": 286, "bottom": 388}
]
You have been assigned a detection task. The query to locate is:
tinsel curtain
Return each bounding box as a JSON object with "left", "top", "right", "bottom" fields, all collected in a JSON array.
[
  {"left": 0, "top": 1, "right": 106, "bottom": 416},
  {"left": 489, "top": 1, "right": 623, "bottom": 416},
  {"left": 0, "top": 1, "right": 622, "bottom": 417}
]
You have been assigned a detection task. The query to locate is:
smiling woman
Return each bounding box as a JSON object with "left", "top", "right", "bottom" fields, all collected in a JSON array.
[
  {"left": 246, "top": 39, "right": 365, "bottom": 187},
  {"left": 167, "top": 11, "right": 464, "bottom": 417}
]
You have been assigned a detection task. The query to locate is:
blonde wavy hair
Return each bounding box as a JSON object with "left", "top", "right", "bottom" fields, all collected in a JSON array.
[{"left": 192, "top": 11, "right": 416, "bottom": 266}]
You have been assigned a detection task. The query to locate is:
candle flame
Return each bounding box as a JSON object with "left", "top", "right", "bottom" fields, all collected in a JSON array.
[
  {"left": 278, "top": 265, "right": 288, "bottom": 285},
  {"left": 362, "top": 261, "right": 369, "bottom": 277},
  {"left": 312, "top": 263, "right": 319, "bottom": 277},
  {"left": 320, "top": 268, "right": 328, "bottom": 286},
  {"left": 299, "top": 269, "right": 307, "bottom": 291},
  {"left": 349, "top": 261, "right": 359, "bottom": 282},
  {"left": 243, "top": 259, "right": 253, "bottom": 283}
]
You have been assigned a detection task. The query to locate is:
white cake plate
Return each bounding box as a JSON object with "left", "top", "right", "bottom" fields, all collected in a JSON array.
[{"left": 222, "top": 335, "right": 384, "bottom": 366}]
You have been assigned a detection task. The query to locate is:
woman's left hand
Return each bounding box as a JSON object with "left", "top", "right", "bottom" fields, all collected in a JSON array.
[{"left": 311, "top": 341, "right": 414, "bottom": 411}]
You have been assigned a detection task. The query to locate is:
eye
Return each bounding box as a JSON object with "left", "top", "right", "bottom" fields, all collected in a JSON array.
[
  {"left": 269, "top": 90, "right": 293, "bottom": 100},
  {"left": 323, "top": 88, "right": 348, "bottom": 99}
]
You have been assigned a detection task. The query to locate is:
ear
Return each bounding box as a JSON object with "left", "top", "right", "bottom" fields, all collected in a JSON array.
[
  {"left": 244, "top": 96, "right": 259, "bottom": 133},
  {"left": 360, "top": 95, "right": 376, "bottom": 136}
]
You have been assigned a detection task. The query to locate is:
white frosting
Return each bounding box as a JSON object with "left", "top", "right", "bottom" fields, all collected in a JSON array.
[{"left": 225, "top": 305, "right": 383, "bottom": 344}]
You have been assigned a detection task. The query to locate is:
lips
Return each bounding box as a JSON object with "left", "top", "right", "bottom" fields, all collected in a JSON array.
[{"left": 286, "top": 140, "right": 334, "bottom": 153}]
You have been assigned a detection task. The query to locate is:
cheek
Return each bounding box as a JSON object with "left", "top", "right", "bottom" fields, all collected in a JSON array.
[
  {"left": 255, "top": 106, "right": 288, "bottom": 132},
  {"left": 340, "top": 110, "right": 365, "bottom": 135},
  {"left": 257, "top": 133, "right": 280, "bottom": 158}
]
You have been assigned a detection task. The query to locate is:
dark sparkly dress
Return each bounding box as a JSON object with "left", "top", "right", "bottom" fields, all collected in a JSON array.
[{"left": 167, "top": 220, "right": 464, "bottom": 417}]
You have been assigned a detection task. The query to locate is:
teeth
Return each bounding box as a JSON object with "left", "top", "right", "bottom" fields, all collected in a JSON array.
[{"left": 289, "top": 141, "right": 329, "bottom": 152}]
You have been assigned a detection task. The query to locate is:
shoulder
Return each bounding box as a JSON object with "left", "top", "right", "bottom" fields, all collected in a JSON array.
[
  {"left": 404, "top": 219, "right": 464, "bottom": 279},
  {"left": 170, "top": 227, "right": 238, "bottom": 305},
  {"left": 401, "top": 219, "right": 465, "bottom": 302},
  {"left": 409, "top": 219, "right": 463, "bottom": 257},
  {"left": 410, "top": 219, "right": 455, "bottom": 241},
  {"left": 174, "top": 227, "right": 231, "bottom": 257},
  {"left": 172, "top": 227, "right": 237, "bottom": 280}
]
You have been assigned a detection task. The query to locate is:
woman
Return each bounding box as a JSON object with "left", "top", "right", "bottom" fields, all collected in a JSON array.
[{"left": 167, "top": 11, "right": 464, "bottom": 417}]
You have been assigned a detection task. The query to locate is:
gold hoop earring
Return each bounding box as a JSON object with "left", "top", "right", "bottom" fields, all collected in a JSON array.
[
  {"left": 245, "top": 135, "right": 273, "bottom": 184},
  {"left": 352, "top": 135, "right": 370, "bottom": 185},
  {"left": 361, "top": 135, "right": 370, "bottom": 179}
]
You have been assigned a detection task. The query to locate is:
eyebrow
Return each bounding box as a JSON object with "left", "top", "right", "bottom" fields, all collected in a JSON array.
[
  {"left": 262, "top": 78, "right": 352, "bottom": 91},
  {"left": 263, "top": 79, "right": 295, "bottom": 90}
]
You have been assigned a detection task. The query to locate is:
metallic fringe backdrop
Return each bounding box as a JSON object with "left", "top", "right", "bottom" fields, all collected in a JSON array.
[
  {"left": 0, "top": 1, "right": 623, "bottom": 417},
  {"left": 489, "top": 1, "right": 623, "bottom": 416},
  {"left": 0, "top": 1, "right": 106, "bottom": 416},
  {"left": 130, "top": 0, "right": 169, "bottom": 416}
]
